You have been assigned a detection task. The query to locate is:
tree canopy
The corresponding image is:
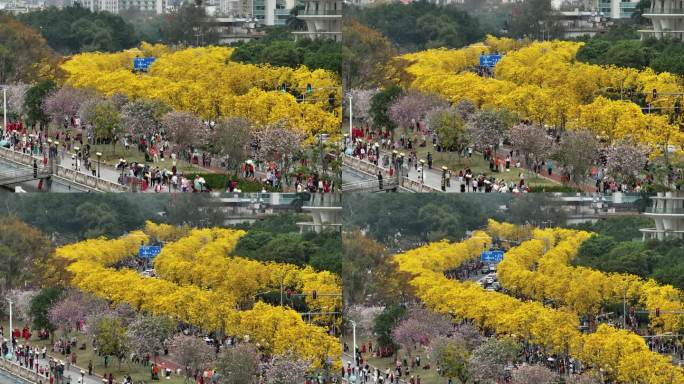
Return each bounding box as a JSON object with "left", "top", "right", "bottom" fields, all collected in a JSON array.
[
  {"left": 18, "top": 5, "right": 138, "bottom": 54},
  {"left": 350, "top": 1, "right": 483, "bottom": 52}
]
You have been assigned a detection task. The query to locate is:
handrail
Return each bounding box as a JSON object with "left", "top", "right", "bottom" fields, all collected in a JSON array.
[
  {"left": 0, "top": 147, "right": 129, "bottom": 192},
  {"left": 0, "top": 357, "right": 45, "bottom": 383}
]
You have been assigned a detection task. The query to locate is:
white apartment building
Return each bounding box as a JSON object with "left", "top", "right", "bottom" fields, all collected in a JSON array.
[
  {"left": 639, "top": 0, "right": 684, "bottom": 40},
  {"left": 73, "top": 0, "right": 168, "bottom": 14},
  {"left": 74, "top": 0, "right": 119, "bottom": 13}
]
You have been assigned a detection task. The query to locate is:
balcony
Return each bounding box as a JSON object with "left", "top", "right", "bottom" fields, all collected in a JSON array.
[
  {"left": 644, "top": 207, "right": 684, "bottom": 215},
  {"left": 644, "top": 8, "right": 684, "bottom": 16},
  {"left": 297, "top": 9, "right": 342, "bottom": 17}
]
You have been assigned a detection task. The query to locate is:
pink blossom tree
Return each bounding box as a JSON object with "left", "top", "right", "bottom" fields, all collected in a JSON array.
[
  {"left": 260, "top": 353, "right": 310, "bottom": 384},
  {"left": 5, "top": 83, "right": 29, "bottom": 120},
  {"left": 161, "top": 111, "right": 204, "bottom": 151},
  {"left": 42, "top": 86, "right": 92, "bottom": 126},
  {"left": 509, "top": 123, "right": 553, "bottom": 167},
  {"left": 466, "top": 109, "right": 512, "bottom": 151},
  {"left": 48, "top": 290, "right": 108, "bottom": 336},
  {"left": 254, "top": 123, "right": 305, "bottom": 166},
  {"left": 552, "top": 129, "right": 600, "bottom": 186},
  {"left": 350, "top": 88, "right": 378, "bottom": 125},
  {"left": 605, "top": 141, "right": 648, "bottom": 186},
  {"left": 389, "top": 91, "right": 448, "bottom": 132},
  {"left": 510, "top": 364, "right": 558, "bottom": 384},
  {"left": 391, "top": 308, "right": 452, "bottom": 355},
  {"left": 169, "top": 334, "right": 215, "bottom": 379}
]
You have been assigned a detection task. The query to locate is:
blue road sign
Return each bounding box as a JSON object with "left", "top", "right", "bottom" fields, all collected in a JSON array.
[
  {"left": 139, "top": 245, "right": 162, "bottom": 259},
  {"left": 133, "top": 57, "right": 156, "bottom": 71},
  {"left": 479, "top": 54, "right": 503, "bottom": 68},
  {"left": 480, "top": 250, "right": 504, "bottom": 264}
]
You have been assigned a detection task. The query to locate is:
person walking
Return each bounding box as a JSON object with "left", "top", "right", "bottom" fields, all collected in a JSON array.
[{"left": 377, "top": 171, "right": 383, "bottom": 190}]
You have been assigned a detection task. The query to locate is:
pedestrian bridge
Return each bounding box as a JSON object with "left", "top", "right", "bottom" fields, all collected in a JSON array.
[
  {"left": 0, "top": 167, "right": 51, "bottom": 187},
  {"left": 342, "top": 178, "right": 399, "bottom": 193},
  {"left": 0, "top": 147, "right": 128, "bottom": 192},
  {"left": 342, "top": 155, "right": 441, "bottom": 193}
]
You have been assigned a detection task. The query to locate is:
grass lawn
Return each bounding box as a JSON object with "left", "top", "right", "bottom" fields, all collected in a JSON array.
[
  {"left": 343, "top": 336, "right": 444, "bottom": 384},
  {"left": 1, "top": 318, "right": 186, "bottom": 384},
  {"left": 413, "top": 146, "right": 558, "bottom": 188}
]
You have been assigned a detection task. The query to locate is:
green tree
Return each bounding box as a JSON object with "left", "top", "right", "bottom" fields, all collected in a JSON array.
[
  {"left": 342, "top": 18, "right": 395, "bottom": 89},
  {"left": 260, "top": 41, "right": 301, "bottom": 68},
  {"left": 604, "top": 242, "right": 657, "bottom": 276},
  {"left": 160, "top": 4, "right": 218, "bottom": 46},
  {"left": 352, "top": 1, "right": 483, "bottom": 51},
  {"left": 370, "top": 85, "right": 402, "bottom": 132},
  {"left": 575, "top": 234, "right": 619, "bottom": 269},
  {"left": 431, "top": 336, "right": 471, "bottom": 383},
  {"left": 24, "top": 79, "right": 56, "bottom": 130},
  {"left": 18, "top": 5, "right": 138, "bottom": 53},
  {"left": 29, "top": 288, "right": 63, "bottom": 334},
  {"left": 342, "top": 231, "right": 388, "bottom": 305},
  {"left": 373, "top": 304, "right": 406, "bottom": 348},
  {"left": 633, "top": 0, "right": 652, "bottom": 25},
  {"left": 259, "top": 234, "right": 310, "bottom": 265},
  {"left": 0, "top": 216, "right": 53, "bottom": 291},
  {"left": 305, "top": 230, "right": 342, "bottom": 274},
  {"left": 0, "top": 15, "right": 59, "bottom": 84},
  {"left": 92, "top": 101, "right": 121, "bottom": 151},
  {"left": 431, "top": 108, "right": 469, "bottom": 155},
  {"left": 507, "top": 0, "right": 564, "bottom": 40},
  {"left": 91, "top": 317, "right": 128, "bottom": 369}
]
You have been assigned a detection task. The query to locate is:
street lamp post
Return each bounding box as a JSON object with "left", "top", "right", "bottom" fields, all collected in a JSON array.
[
  {"left": 350, "top": 320, "right": 357, "bottom": 370},
  {"left": 74, "top": 146, "right": 80, "bottom": 172},
  {"left": 3, "top": 86, "right": 6, "bottom": 135},
  {"left": 119, "top": 159, "right": 126, "bottom": 185},
  {"left": 348, "top": 93, "right": 353, "bottom": 138},
  {"left": 7, "top": 298, "right": 13, "bottom": 358},
  {"left": 96, "top": 152, "right": 102, "bottom": 178}
]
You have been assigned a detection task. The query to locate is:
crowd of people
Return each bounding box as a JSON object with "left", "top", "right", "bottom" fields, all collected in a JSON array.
[
  {"left": 346, "top": 124, "right": 684, "bottom": 193},
  {"left": 2, "top": 119, "right": 339, "bottom": 193}
]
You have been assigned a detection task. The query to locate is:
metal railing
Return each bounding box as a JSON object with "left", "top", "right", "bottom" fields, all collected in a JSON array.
[
  {"left": 646, "top": 207, "right": 684, "bottom": 214},
  {"left": 298, "top": 9, "right": 342, "bottom": 16},
  {"left": 0, "top": 146, "right": 128, "bottom": 192},
  {"left": 644, "top": 8, "right": 684, "bottom": 14},
  {"left": 343, "top": 155, "right": 442, "bottom": 193}
]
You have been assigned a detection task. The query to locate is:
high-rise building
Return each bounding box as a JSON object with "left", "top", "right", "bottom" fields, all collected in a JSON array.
[
  {"left": 640, "top": 192, "right": 684, "bottom": 240},
  {"left": 73, "top": 0, "right": 166, "bottom": 14},
  {"left": 639, "top": 0, "right": 684, "bottom": 40},
  {"left": 293, "top": 0, "right": 341, "bottom": 41},
  {"left": 595, "top": 0, "right": 639, "bottom": 19},
  {"left": 118, "top": 0, "right": 165, "bottom": 13}
]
